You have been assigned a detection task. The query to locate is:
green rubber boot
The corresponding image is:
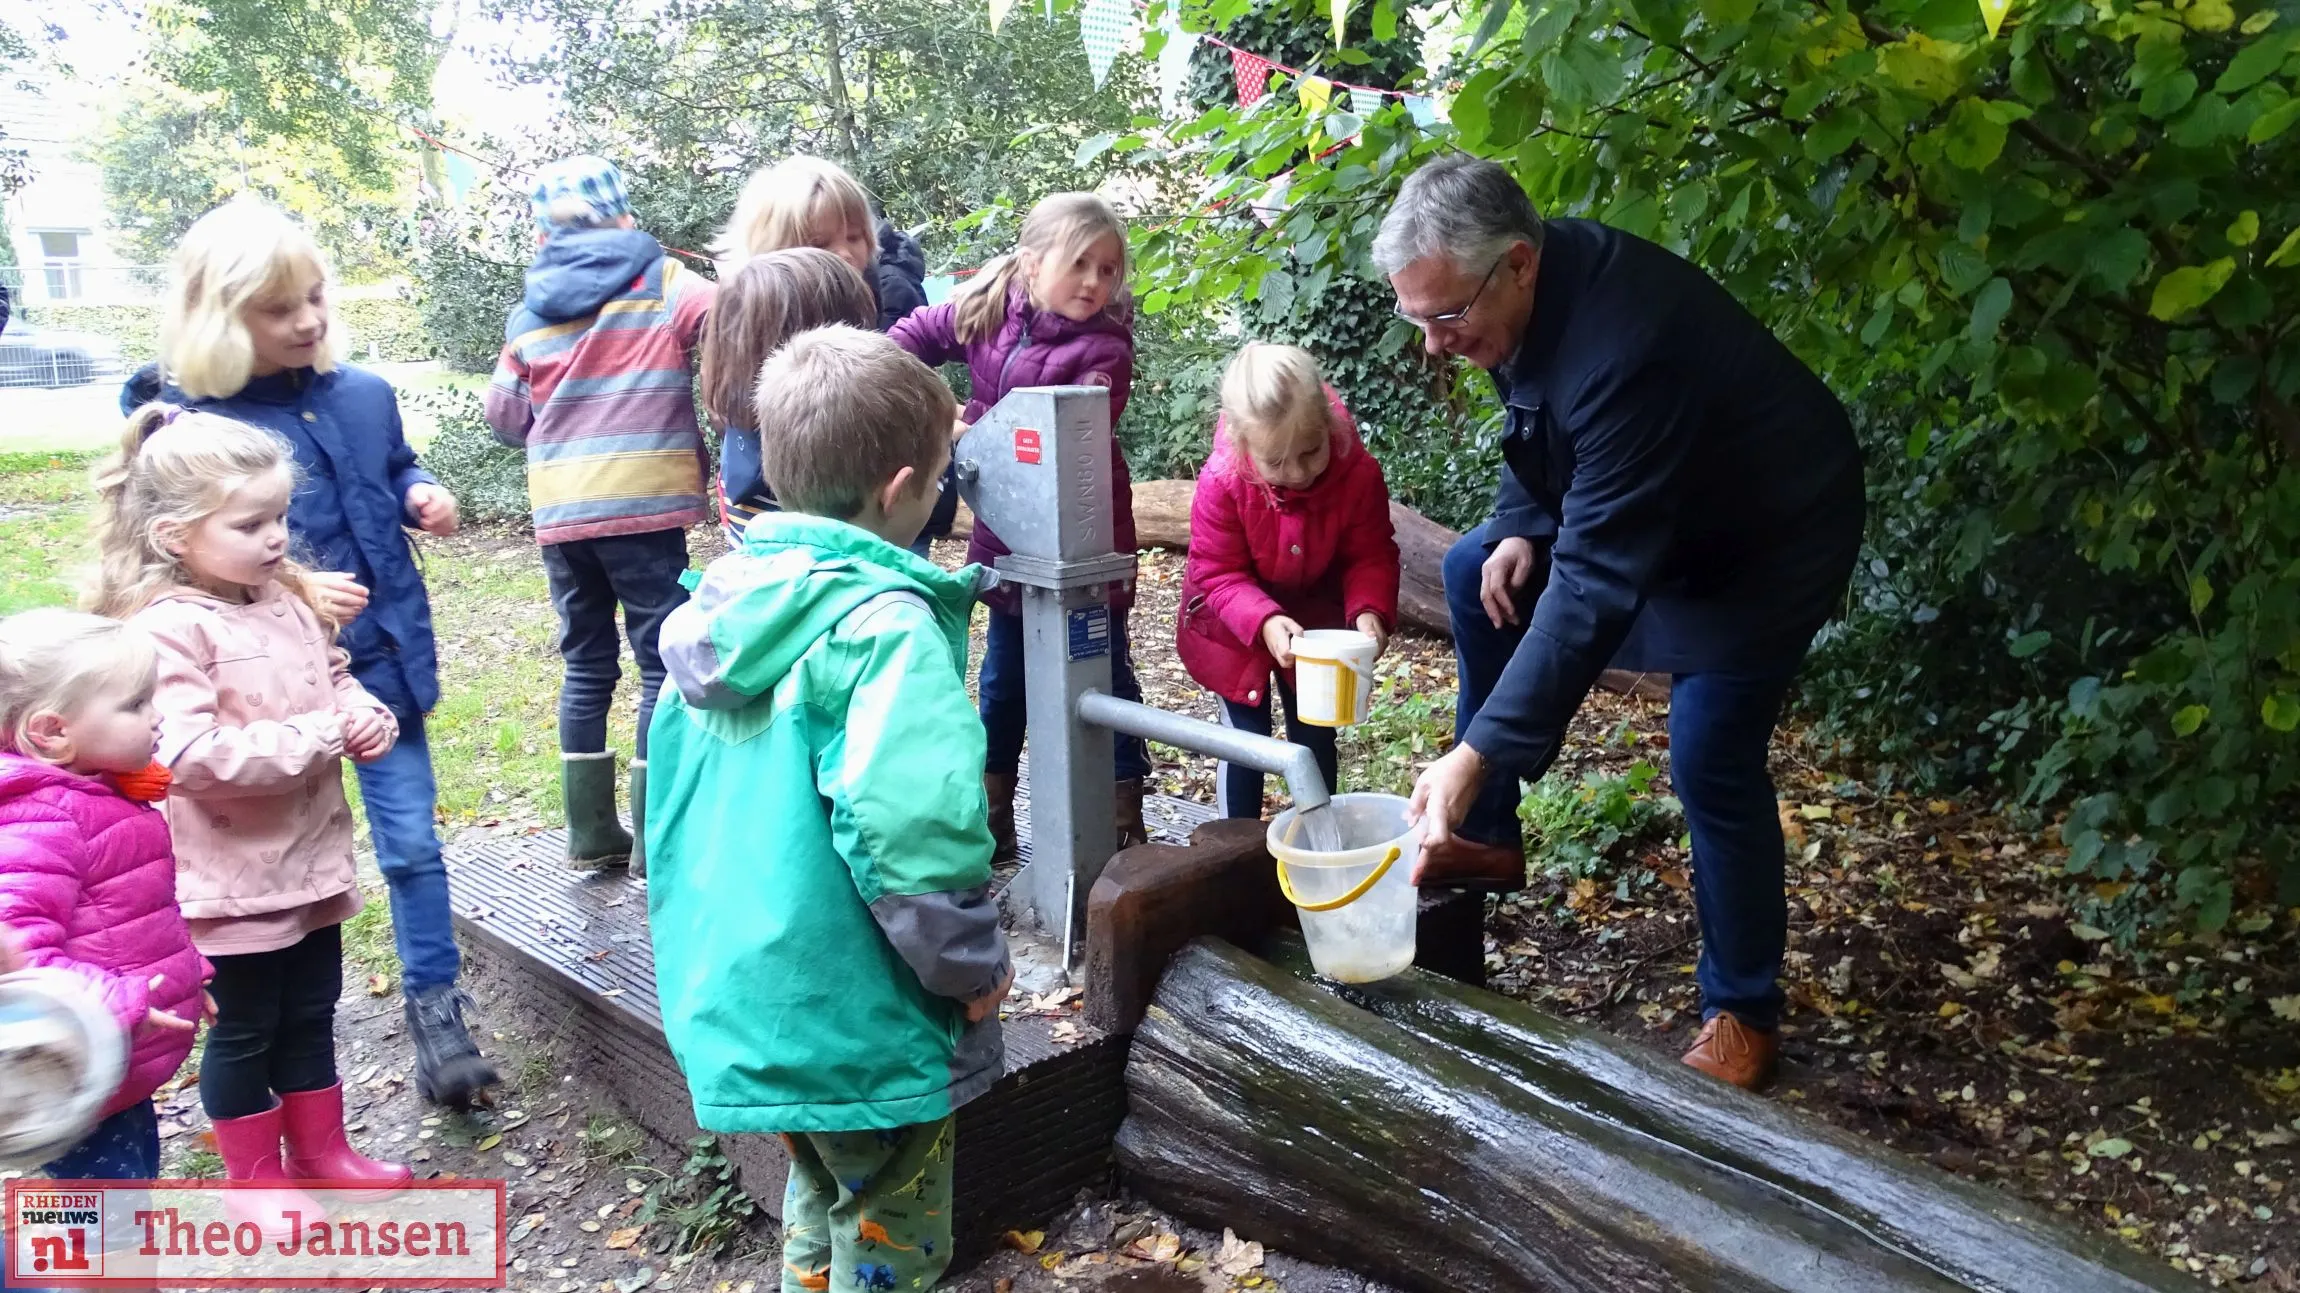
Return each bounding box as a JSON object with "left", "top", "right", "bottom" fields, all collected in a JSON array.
[
  {"left": 562, "top": 751, "right": 633, "bottom": 869},
  {"left": 628, "top": 760, "right": 649, "bottom": 879}
]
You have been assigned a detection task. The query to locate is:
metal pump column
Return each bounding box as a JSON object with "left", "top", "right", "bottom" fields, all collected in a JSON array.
[{"left": 954, "top": 387, "right": 1135, "bottom": 957}]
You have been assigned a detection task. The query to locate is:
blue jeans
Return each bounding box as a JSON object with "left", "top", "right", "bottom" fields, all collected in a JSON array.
[
  {"left": 1444, "top": 526, "right": 1798, "bottom": 1030},
  {"left": 979, "top": 608, "right": 1149, "bottom": 781},
  {"left": 542, "top": 529, "right": 692, "bottom": 758},
  {"left": 1216, "top": 682, "right": 1338, "bottom": 819},
  {"left": 1, "top": 1103, "right": 161, "bottom": 1291},
  {"left": 354, "top": 713, "right": 459, "bottom": 992}
]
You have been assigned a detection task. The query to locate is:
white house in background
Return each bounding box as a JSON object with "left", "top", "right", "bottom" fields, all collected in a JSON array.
[{"left": 1, "top": 68, "right": 148, "bottom": 306}]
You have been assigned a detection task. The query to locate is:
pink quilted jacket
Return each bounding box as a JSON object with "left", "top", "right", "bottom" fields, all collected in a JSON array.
[{"left": 0, "top": 754, "right": 210, "bottom": 1116}]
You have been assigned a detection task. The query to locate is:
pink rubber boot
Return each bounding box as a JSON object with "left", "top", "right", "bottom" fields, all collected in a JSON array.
[
  {"left": 209, "top": 1102, "right": 326, "bottom": 1241},
  {"left": 280, "top": 1083, "right": 412, "bottom": 1201}
]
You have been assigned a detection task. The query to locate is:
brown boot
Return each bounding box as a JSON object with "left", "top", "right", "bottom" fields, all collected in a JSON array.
[
  {"left": 1114, "top": 778, "right": 1149, "bottom": 851},
  {"left": 1412, "top": 835, "right": 1526, "bottom": 891},
  {"left": 1681, "top": 1012, "right": 1778, "bottom": 1090},
  {"left": 984, "top": 773, "right": 1019, "bottom": 860}
]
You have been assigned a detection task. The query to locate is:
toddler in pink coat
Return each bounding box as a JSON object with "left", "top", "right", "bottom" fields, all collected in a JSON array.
[
  {"left": 0, "top": 608, "right": 209, "bottom": 1184},
  {"left": 87, "top": 403, "right": 412, "bottom": 1232}
]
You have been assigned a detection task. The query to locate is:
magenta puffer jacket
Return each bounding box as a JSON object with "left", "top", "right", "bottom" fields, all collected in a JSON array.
[
  {"left": 0, "top": 754, "right": 209, "bottom": 1116},
  {"left": 890, "top": 284, "right": 1138, "bottom": 616},
  {"left": 1177, "top": 392, "right": 1402, "bottom": 706}
]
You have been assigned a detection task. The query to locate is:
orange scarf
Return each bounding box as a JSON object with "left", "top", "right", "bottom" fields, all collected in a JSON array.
[{"left": 108, "top": 762, "right": 173, "bottom": 803}]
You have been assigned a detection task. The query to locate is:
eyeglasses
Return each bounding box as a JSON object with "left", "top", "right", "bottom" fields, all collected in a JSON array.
[{"left": 1393, "top": 256, "right": 1503, "bottom": 329}]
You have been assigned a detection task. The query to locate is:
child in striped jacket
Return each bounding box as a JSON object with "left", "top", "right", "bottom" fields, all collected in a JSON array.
[{"left": 485, "top": 155, "right": 714, "bottom": 872}]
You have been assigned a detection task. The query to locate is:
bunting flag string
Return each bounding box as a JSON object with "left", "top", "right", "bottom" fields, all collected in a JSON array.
[
  {"left": 1080, "top": 0, "right": 1133, "bottom": 88},
  {"left": 1230, "top": 48, "right": 1275, "bottom": 106},
  {"left": 988, "top": 0, "right": 1016, "bottom": 32},
  {"left": 1977, "top": 0, "right": 2014, "bottom": 37},
  {"left": 1156, "top": 23, "right": 1200, "bottom": 114},
  {"left": 1297, "top": 74, "right": 1333, "bottom": 115},
  {"left": 1347, "top": 87, "right": 1382, "bottom": 120}
]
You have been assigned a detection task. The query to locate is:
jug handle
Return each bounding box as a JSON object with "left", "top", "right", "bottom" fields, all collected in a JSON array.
[{"left": 1277, "top": 845, "right": 1402, "bottom": 913}]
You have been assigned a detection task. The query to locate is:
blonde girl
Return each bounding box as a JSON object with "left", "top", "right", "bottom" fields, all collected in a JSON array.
[
  {"left": 121, "top": 198, "right": 497, "bottom": 1109},
  {"left": 887, "top": 192, "right": 1150, "bottom": 852},
  {"left": 696, "top": 248, "right": 878, "bottom": 541},
  {"left": 90, "top": 403, "right": 409, "bottom": 1218}
]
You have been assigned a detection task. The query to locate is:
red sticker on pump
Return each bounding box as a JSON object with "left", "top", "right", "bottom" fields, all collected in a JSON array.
[{"left": 1014, "top": 428, "right": 1043, "bottom": 464}]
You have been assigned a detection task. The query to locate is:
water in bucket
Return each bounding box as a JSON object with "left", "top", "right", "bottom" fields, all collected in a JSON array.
[{"left": 1268, "top": 794, "right": 1421, "bottom": 983}]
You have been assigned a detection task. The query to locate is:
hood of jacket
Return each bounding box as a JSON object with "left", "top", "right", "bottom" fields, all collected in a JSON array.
[
  {"left": 660, "top": 512, "right": 987, "bottom": 711},
  {"left": 877, "top": 222, "right": 927, "bottom": 285},
  {"left": 521, "top": 228, "right": 665, "bottom": 325}
]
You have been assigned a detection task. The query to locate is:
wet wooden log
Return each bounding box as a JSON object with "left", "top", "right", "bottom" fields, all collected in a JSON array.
[{"left": 1117, "top": 939, "right": 2197, "bottom": 1293}]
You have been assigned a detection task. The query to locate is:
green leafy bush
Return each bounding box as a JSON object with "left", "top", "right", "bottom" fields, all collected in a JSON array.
[
  {"left": 410, "top": 388, "right": 529, "bottom": 527},
  {"left": 25, "top": 299, "right": 431, "bottom": 365},
  {"left": 1521, "top": 759, "right": 1684, "bottom": 883}
]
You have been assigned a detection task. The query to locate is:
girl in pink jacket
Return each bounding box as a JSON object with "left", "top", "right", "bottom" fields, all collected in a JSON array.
[
  {"left": 1179, "top": 344, "right": 1401, "bottom": 818},
  {"left": 86, "top": 403, "right": 411, "bottom": 1221},
  {"left": 0, "top": 609, "right": 209, "bottom": 1183}
]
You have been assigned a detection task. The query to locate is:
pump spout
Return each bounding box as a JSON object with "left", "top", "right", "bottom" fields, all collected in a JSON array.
[{"left": 1075, "top": 691, "right": 1332, "bottom": 813}]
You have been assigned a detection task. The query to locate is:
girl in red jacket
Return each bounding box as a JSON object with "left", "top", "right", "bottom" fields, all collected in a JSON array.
[{"left": 1179, "top": 344, "right": 1401, "bottom": 818}]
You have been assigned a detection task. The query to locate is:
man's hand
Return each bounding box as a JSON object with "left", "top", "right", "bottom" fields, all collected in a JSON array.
[
  {"left": 1480, "top": 537, "right": 1539, "bottom": 629},
  {"left": 405, "top": 483, "right": 460, "bottom": 536},
  {"left": 1409, "top": 742, "right": 1489, "bottom": 854},
  {"left": 342, "top": 708, "right": 396, "bottom": 764},
  {"left": 964, "top": 965, "right": 1016, "bottom": 1023},
  {"left": 1259, "top": 615, "right": 1306, "bottom": 668},
  {"left": 1355, "top": 611, "right": 1389, "bottom": 659},
  {"left": 306, "top": 571, "right": 371, "bottom": 623}
]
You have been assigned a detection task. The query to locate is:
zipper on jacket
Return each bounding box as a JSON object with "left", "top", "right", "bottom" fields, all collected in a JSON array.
[{"left": 994, "top": 314, "right": 1035, "bottom": 399}]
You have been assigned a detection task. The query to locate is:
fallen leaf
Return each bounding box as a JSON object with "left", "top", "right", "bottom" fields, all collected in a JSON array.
[
  {"left": 606, "top": 1227, "right": 644, "bottom": 1250},
  {"left": 477, "top": 1134, "right": 504, "bottom": 1153},
  {"left": 366, "top": 974, "right": 391, "bottom": 997},
  {"left": 615, "top": 1269, "right": 654, "bottom": 1293},
  {"left": 2070, "top": 923, "right": 2111, "bottom": 942},
  {"left": 503, "top": 1151, "right": 532, "bottom": 1168},
  {"left": 993, "top": 1281, "right": 1013, "bottom": 1293},
  {"left": 1938, "top": 1001, "right": 1964, "bottom": 1019},
  {"left": 2269, "top": 995, "right": 2300, "bottom": 1023},
  {"left": 1214, "top": 1228, "right": 1265, "bottom": 1276},
  {"left": 1002, "top": 1230, "right": 1044, "bottom": 1256},
  {"left": 1938, "top": 962, "right": 1979, "bottom": 990},
  {"left": 2089, "top": 1137, "right": 2136, "bottom": 1159},
  {"left": 1799, "top": 803, "right": 1833, "bottom": 821}
]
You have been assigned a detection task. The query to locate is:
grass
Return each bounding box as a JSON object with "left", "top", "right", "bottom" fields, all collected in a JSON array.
[{"left": 0, "top": 455, "right": 97, "bottom": 615}]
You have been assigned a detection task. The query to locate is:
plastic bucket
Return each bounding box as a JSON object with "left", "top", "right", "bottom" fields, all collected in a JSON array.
[
  {"left": 1293, "top": 630, "right": 1377, "bottom": 728},
  {"left": 1267, "top": 793, "right": 1421, "bottom": 983},
  {"left": 0, "top": 968, "right": 127, "bottom": 1169}
]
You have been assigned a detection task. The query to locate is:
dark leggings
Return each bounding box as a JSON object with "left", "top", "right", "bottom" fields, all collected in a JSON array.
[{"left": 200, "top": 924, "right": 343, "bottom": 1120}]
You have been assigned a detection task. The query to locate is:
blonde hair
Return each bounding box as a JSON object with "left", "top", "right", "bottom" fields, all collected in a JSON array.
[
  {"left": 951, "top": 193, "right": 1130, "bottom": 344},
  {"left": 1221, "top": 343, "right": 1333, "bottom": 457},
  {"left": 717, "top": 156, "right": 875, "bottom": 263},
  {"left": 0, "top": 610, "right": 157, "bottom": 762},
  {"left": 86, "top": 404, "right": 328, "bottom": 624},
  {"left": 158, "top": 199, "right": 342, "bottom": 401},
  {"left": 754, "top": 326, "right": 956, "bottom": 519},
  {"left": 699, "top": 249, "right": 877, "bottom": 432}
]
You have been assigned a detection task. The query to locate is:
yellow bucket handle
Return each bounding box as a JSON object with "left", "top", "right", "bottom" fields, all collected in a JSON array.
[{"left": 1277, "top": 845, "right": 1402, "bottom": 913}]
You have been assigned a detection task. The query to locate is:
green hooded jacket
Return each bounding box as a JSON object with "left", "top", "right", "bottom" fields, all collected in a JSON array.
[{"left": 644, "top": 513, "right": 1009, "bottom": 1133}]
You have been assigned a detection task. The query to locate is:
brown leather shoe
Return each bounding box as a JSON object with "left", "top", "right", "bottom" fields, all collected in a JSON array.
[
  {"left": 1114, "top": 778, "right": 1149, "bottom": 851},
  {"left": 1681, "top": 1013, "right": 1778, "bottom": 1090},
  {"left": 1413, "top": 835, "right": 1526, "bottom": 891},
  {"left": 984, "top": 773, "right": 1019, "bottom": 861}
]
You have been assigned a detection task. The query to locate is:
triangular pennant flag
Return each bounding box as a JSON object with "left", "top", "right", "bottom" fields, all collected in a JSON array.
[
  {"left": 1332, "top": 0, "right": 1350, "bottom": 45},
  {"left": 1404, "top": 94, "right": 1440, "bottom": 127},
  {"left": 1250, "top": 172, "right": 1295, "bottom": 228},
  {"left": 1080, "top": 0, "right": 1131, "bottom": 88},
  {"left": 1977, "top": 0, "right": 2013, "bottom": 36},
  {"left": 1348, "top": 87, "right": 1382, "bottom": 120},
  {"left": 1299, "top": 74, "right": 1333, "bottom": 115},
  {"left": 989, "top": 0, "right": 1014, "bottom": 31},
  {"left": 1231, "top": 48, "right": 1274, "bottom": 107},
  {"left": 1157, "top": 25, "right": 1199, "bottom": 114}
]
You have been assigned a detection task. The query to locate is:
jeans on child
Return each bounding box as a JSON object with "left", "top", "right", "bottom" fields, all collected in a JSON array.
[
  {"left": 778, "top": 1117, "right": 955, "bottom": 1293},
  {"left": 1215, "top": 681, "right": 1339, "bottom": 820},
  {"left": 353, "top": 712, "right": 458, "bottom": 993},
  {"left": 977, "top": 608, "right": 1148, "bottom": 781},
  {"left": 0, "top": 1102, "right": 162, "bottom": 1292},
  {"left": 542, "top": 529, "right": 693, "bottom": 759},
  {"left": 200, "top": 925, "right": 343, "bottom": 1120}
]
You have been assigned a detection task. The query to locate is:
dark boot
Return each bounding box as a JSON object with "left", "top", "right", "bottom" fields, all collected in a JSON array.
[
  {"left": 984, "top": 772, "right": 1018, "bottom": 860},
  {"left": 628, "top": 760, "right": 649, "bottom": 879},
  {"left": 562, "top": 751, "right": 632, "bottom": 868},
  {"left": 1115, "top": 778, "right": 1149, "bottom": 851},
  {"left": 405, "top": 983, "right": 499, "bottom": 1110}
]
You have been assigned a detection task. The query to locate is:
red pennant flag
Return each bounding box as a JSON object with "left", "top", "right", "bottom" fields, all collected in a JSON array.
[{"left": 1230, "top": 48, "right": 1274, "bottom": 107}]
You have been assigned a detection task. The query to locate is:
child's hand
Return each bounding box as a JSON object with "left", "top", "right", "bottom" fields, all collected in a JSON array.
[
  {"left": 1356, "top": 612, "right": 1390, "bottom": 659},
  {"left": 342, "top": 708, "right": 395, "bottom": 763},
  {"left": 405, "top": 484, "right": 461, "bottom": 537},
  {"left": 141, "top": 975, "right": 197, "bottom": 1034},
  {"left": 199, "top": 989, "right": 218, "bottom": 1026},
  {"left": 964, "top": 966, "right": 1015, "bottom": 1023},
  {"left": 951, "top": 417, "right": 972, "bottom": 444},
  {"left": 1260, "top": 615, "right": 1305, "bottom": 668},
  {"left": 307, "top": 571, "right": 371, "bottom": 622}
]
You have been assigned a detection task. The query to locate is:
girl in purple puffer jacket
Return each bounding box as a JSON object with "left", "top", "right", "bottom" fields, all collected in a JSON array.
[
  {"left": 889, "top": 192, "right": 1150, "bottom": 854},
  {"left": 0, "top": 609, "right": 211, "bottom": 1183}
]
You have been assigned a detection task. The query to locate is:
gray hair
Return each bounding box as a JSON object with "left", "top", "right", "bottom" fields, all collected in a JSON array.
[{"left": 1371, "top": 155, "right": 1546, "bottom": 276}]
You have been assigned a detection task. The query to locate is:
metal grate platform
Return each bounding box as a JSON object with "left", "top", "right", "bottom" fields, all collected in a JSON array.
[{"left": 447, "top": 764, "right": 1215, "bottom": 1259}]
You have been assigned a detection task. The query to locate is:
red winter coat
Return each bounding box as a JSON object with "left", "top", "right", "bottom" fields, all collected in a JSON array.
[
  {"left": 890, "top": 284, "right": 1137, "bottom": 615},
  {"left": 0, "top": 754, "right": 209, "bottom": 1117},
  {"left": 1177, "top": 392, "right": 1401, "bottom": 706}
]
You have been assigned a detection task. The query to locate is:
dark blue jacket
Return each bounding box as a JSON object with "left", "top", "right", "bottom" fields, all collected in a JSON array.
[
  {"left": 120, "top": 364, "right": 441, "bottom": 719},
  {"left": 1468, "top": 219, "right": 1864, "bottom": 780}
]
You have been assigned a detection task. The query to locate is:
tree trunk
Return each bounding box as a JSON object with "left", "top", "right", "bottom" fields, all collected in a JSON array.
[
  {"left": 816, "top": 0, "right": 863, "bottom": 166},
  {"left": 1117, "top": 940, "right": 2198, "bottom": 1293}
]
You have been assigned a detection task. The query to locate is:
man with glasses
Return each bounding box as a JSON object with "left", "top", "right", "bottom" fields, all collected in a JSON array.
[{"left": 1378, "top": 155, "right": 1864, "bottom": 1090}]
